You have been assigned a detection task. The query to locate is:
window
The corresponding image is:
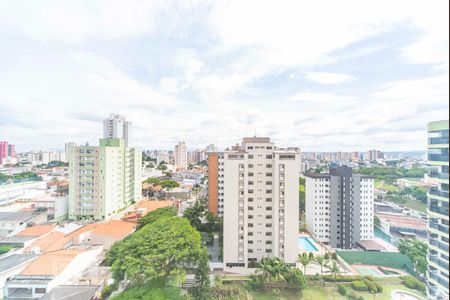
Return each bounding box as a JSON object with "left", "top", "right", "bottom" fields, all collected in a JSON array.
[
  {"left": 35, "top": 288, "right": 46, "bottom": 294},
  {"left": 266, "top": 164, "right": 272, "bottom": 168},
  {"left": 266, "top": 198, "right": 272, "bottom": 202},
  {"left": 248, "top": 154, "right": 254, "bottom": 159},
  {"left": 266, "top": 206, "right": 272, "bottom": 211},
  {"left": 266, "top": 155, "right": 273, "bottom": 159}
]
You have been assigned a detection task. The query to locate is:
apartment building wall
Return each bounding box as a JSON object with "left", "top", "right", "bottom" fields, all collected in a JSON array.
[
  {"left": 207, "top": 153, "right": 219, "bottom": 215},
  {"left": 426, "top": 120, "right": 449, "bottom": 300},
  {"left": 68, "top": 139, "right": 141, "bottom": 221},
  {"left": 305, "top": 167, "right": 374, "bottom": 249},
  {"left": 223, "top": 137, "right": 299, "bottom": 273}
]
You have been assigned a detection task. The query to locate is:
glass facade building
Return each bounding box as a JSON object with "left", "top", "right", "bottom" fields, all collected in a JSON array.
[{"left": 426, "top": 120, "right": 449, "bottom": 300}]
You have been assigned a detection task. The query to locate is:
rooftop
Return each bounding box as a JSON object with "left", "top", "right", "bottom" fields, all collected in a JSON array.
[
  {"left": 16, "top": 224, "right": 56, "bottom": 237},
  {"left": 357, "top": 240, "right": 386, "bottom": 251},
  {"left": 24, "top": 231, "right": 68, "bottom": 253},
  {"left": 376, "top": 212, "right": 427, "bottom": 229},
  {"left": 20, "top": 249, "right": 81, "bottom": 276},
  {"left": 67, "top": 220, "right": 135, "bottom": 239},
  {"left": 41, "top": 285, "right": 100, "bottom": 300},
  {"left": 0, "top": 254, "right": 37, "bottom": 273},
  {"left": 0, "top": 211, "right": 38, "bottom": 222},
  {"left": 0, "top": 236, "right": 36, "bottom": 246}
]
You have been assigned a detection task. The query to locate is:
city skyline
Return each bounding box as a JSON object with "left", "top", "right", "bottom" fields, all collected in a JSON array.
[{"left": 0, "top": 1, "right": 448, "bottom": 152}]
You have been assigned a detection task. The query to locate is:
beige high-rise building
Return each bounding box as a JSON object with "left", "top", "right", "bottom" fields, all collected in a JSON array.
[
  {"left": 174, "top": 142, "right": 187, "bottom": 170},
  {"left": 222, "top": 137, "right": 300, "bottom": 273},
  {"left": 68, "top": 138, "right": 141, "bottom": 221},
  {"left": 103, "top": 114, "right": 132, "bottom": 147}
]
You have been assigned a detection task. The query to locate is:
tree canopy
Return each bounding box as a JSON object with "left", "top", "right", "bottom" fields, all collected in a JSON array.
[
  {"left": 107, "top": 216, "right": 206, "bottom": 284},
  {"left": 397, "top": 238, "right": 428, "bottom": 277},
  {"left": 136, "top": 206, "right": 177, "bottom": 230}
]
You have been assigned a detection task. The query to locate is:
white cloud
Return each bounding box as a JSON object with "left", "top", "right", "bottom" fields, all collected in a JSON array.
[
  {"left": 288, "top": 92, "right": 353, "bottom": 103},
  {"left": 0, "top": 0, "right": 448, "bottom": 152},
  {"left": 304, "top": 72, "right": 355, "bottom": 85}
]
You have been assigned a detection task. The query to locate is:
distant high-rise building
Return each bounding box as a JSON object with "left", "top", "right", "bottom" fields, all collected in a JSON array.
[
  {"left": 7, "top": 145, "right": 15, "bottom": 158},
  {"left": 103, "top": 114, "right": 132, "bottom": 147},
  {"left": 305, "top": 166, "right": 374, "bottom": 249},
  {"left": 222, "top": 137, "right": 300, "bottom": 272},
  {"left": 68, "top": 138, "right": 142, "bottom": 221},
  {"left": 207, "top": 152, "right": 224, "bottom": 216},
  {"left": 426, "top": 120, "right": 449, "bottom": 300},
  {"left": 0, "top": 141, "right": 8, "bottom": 165},
  {"left": 174, "top": 142, "right": 187, "bottom": 170}
]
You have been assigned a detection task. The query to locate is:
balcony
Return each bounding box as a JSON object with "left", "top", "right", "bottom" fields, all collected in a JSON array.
[
  {"left": 428, "top": 154, "right": 449, "bottom": 163},
  {"left": 429, "top": 172, "right": 450, "bottom": 180},
  {"left": 428, "top": 205, "right": 449, "bottom": 217},
  {"left": 429, "top": 237, "right": 449, "bottom": 252},
  {"left": 428, "top": 271, "right": 449, "bottom": 289},
  {"left": 429, "top": 188, "right": 449, "bottom": 199},
  {"left": 429, "top": 221, "right": 449, "bottom": 235},
  {"left": 429, "top": 137, "right": 449, "bottom": 145},
  {"left": 428, "top": 254, "right": 449, "bottom": 270}
]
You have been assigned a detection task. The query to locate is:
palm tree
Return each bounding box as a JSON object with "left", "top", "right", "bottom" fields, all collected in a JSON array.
[
  {"left": 329, "top": 261, "right": 340, "bottom": 283},
  {"left": 298, "top": 253, "right": 311, "bottom": 275},
  {"left": 314, "top": 254, "right": 329, "bottom": 286},
  {"left": 256, "top": 258, "right": 273, "bottom": 289}
]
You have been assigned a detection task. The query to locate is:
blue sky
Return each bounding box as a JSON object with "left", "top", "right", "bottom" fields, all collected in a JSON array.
[{"left": 0, "top": 0, "right": 448, "bottom": 152}]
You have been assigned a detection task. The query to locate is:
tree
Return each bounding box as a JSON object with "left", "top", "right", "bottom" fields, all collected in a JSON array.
[
  {"left": 397, "top": 238, "right": 428, "bottom": 277},
  {"left": 314, "top": 254, "right": 329, "bottom": 286},
  {"left": 136, "top": 206, "right": 177, "bottom": 230},
  {"left": 184, "top": 198, "right": 208, "bottom": 231},
  {"left": 298, "top": 253, "right": 311, "bottom": 275},
  {"left": 161, "top": 180, "right": 180, "bottom": 189},
  {"left": 330, "top": 261, "right": 340, "bottom": 283},
  {"left": 108, "top": 217, "right": 207, "bottom": 286},
  {"left": 144, "top": 177, "right": 161, "bottom": 185},
  {"left": 188, "top": 248, "right": 211, "bottom": 300}
]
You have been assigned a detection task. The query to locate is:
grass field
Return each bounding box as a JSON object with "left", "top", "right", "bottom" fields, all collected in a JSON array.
[
  {"left": 384, "top": 195, "right": 427, "bottom": 213},
  {"left": 247, "top": 284, "right": 425, "bottom": 300},
  {"left": 375, "top": 180, "right": 400, "bottom": 192},
  {"left": 358, "top": 284, "right": 425, "bottom": 300}
]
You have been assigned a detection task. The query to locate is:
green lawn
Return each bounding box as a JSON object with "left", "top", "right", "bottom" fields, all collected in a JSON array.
[
  {"left": 358, "top": 284, "right": 425, "bottom": 300},
  {"left": 375, "top": 180, "right": 399, "bottom": 193},
  {"left": 249, "top": 287, "right": 345, "bottom": 300},
  {"left": 247, "top": 284, "right": 425, "bottom": 300},
  {"left": 384, "top": 195, "right": 427, "bottom": 213}
]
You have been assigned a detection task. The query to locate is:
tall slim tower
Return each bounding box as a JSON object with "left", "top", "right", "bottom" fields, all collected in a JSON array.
[
  {"left": 223, "top": 137, "right": 300, "bottom": 273},
  {"left": 426, "top": 120, "right": 449, "bottom": 300},
  {"left": 103, "top": 114, "right": 132, "bottom": 147},
  {"left": 174, "top": 142, "right": 187, "bottom": 170}
]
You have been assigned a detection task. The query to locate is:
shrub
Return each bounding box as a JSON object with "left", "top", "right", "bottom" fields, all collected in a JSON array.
[
  {"left": 324, "top": 252, "right": 330, "bottom": 260},
  {"left": 351, "top": 280, "right": 368, "bottom": 291},
  {"left": 363, "top": 275, "right": 374, "bottom": 282},
  {"left": 363, "top": 279, "right": 378, "bottom": 293},
  {"left": 337, "top": 284, "right": 348, "bottom": 296},
  {"left": 374, "top": 281, "right": 383, "bottom": 293},
  {"left": 403, "top": 276, "right": 425, "bottom": 292},
  {"left": 332, "top": 252, "right": 338, "bottom": 260},
  {"left": 347, "top": 290, "right": 364, "bottom": 300},
  {"left": 322, "top": 275, "right": 363, "bottom": 282}
]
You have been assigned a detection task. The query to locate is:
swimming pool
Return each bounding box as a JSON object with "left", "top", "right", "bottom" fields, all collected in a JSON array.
[{"left": 298, "top": 237, "right": 319, "bottom": 252}]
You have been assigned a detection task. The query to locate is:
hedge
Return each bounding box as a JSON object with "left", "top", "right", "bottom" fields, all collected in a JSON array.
[
  {"left": 351, "top": 281, "right": 368, "bottom": 291},
  {"left": 402, "top": 276, "right": 426, "bottom": 293},
  {"left": 347, "top": 291, "right": 364, "bottom": 300},
  {"left": 337, "top": 284, "right": 348, "bottom": 296}
]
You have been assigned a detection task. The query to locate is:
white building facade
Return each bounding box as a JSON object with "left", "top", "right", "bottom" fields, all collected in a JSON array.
[
  {"left": 305, "top": 166, "right": 374, "bottom": 249},
  {"left": 223, "top": 137, "right": 300, "bottom": 273},
  {"left": 103, "top": 114, "right": 132, "bottom": 147},
  {"left": 68, "top": 138, "right": 141, "bottom": 221},
  {"left": 174, "top": 142, "right": 187, "bottom": 170}
]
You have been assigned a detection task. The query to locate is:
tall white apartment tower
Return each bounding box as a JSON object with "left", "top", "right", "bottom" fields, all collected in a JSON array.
[
  {"left": 305, "top": 166, "right": 374, "bottom": 249},
  {"left": 174, "top": 142, "right": 188, "bottom": 170},
  {"left": 103, "top": 114, "right": 132, "bottom": 147},
  {"left": 223, "top": 137, "right": 300, "bottom": 273}
]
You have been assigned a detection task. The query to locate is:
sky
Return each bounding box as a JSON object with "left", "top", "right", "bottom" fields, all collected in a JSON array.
[{"left": 0, "top": 0, "right": 448, "bottom": 152}]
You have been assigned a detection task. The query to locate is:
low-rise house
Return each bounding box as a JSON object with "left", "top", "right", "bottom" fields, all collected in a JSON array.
[
  {"left": 377, "top": 212, "right": 428, "bottom": 240},
  {"left": 0, "top": 254, "right": 38, "bottom": 299},
  {"left": 0, "top": 211, "right": 48, "bottom": 237},
  {"left": 4, "top": 248, "right": 102, "bottom": 300}
]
